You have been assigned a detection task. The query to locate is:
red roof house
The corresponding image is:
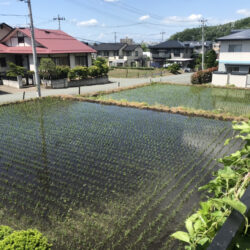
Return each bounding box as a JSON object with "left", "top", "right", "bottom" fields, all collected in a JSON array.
[{"left": 0, "top": 26, "right": 96, "bottom": 72}]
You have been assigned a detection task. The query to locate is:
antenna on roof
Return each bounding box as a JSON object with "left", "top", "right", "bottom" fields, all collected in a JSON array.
[{"left": 53, "top": 14, "right": 65, "bottom": 30}]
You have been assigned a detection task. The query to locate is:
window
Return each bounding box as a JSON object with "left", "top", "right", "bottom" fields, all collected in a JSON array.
[
  {"left": 227, "top": 66, "right": 239, "bottom": 73},
  {"left": 135, "top": 51, "right": 138, "bottom": 57},
  {"left": 75, "top": 56, "right": 88, "bottom": 66},
  {"left": 125, "top": 51, "right": 132, "bottom": 56},
  {"left": 114, "top": 51, "right": 119, "bottom": 56},
  {"left": 104, "top": 51, "right": 109, "bottom": 57},
  {"left": 0, "top": 58, "right": 6, "bottom": 67},
  {"left": 174, "top": 49, "right": 180, "bottom": 57},
  {"left": 18, "top": 36, "right": 25, "bottom": 44},
  {"left": 52, "top": 57, "right": 69, "bottom": 66},
  {"left": 228, "top": 44, "right": 242, "bottom": 52}
]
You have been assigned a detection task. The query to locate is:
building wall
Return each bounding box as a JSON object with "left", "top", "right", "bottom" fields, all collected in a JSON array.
[{"left": 5, "top": 32, "right": 40, "bottom": 47}]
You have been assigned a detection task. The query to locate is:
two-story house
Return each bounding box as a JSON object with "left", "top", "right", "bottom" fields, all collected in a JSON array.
[
  {"left": 0, "top": 25, "right": 96, "bottom": 73},
  {"left": 212, "top": 29, "right": 250, "bottom": 88},
  {"left": 149, "top": 40, "right": 194, "bottom": 68},
  {"left": 92, "top": 43, "right": 145, "bottom": 67}
]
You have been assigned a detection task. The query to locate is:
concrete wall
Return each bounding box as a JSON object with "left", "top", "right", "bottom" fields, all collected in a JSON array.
[
  {"left": 229, "top": 74, "right": 247, "bottom": 88},
  {"left": 212, "top": 73, "right": 228, "bottom": 86},
  {"left": 212, "top": 72, "right": 249, "bottom": 88},
  {"left": 68, "top": 76, "right": 109, "bottom": 88},
  {"left": 2, "top": 76, "right": 23, "bottom": 88}
]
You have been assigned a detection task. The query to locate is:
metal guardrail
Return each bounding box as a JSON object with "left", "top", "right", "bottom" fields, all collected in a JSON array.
[{"left": 208, "top": 186, "right": 250, "bottom": 250}]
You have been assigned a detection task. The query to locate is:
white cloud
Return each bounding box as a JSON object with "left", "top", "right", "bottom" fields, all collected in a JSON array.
[
  {"left": 104, "top": 0, "right": 118, "bottom": 2},
  {"left": 139, "top": 15, "right": 150, "bottom": 21},
  {"left": 0, "top": 1, "right": 11, "bottom": 5},
  {"left": 77, "top": 19, "right": 98, "bottom": 27},
  {"left": 163, "top": 14, "right": 202, "bottom": 24},
  {"left": 237, "top": 9, "right": 250, "bottom": 16}
]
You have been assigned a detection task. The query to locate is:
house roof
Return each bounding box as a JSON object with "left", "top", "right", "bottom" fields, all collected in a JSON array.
[
  {"left": 216, "top": 29, "right": 250, "bottom": 41},
  {"left": 92, "top": 43, "right": 126, "bottom": 51},
  {"left": 0, "top": 28, "right": 96, "bottom": 54},
  {"left": 149, "top": 40, "right": 185, "bottom": 49},
  {"left": 0, "top": 23, "right": 12, "bottom": 30},
  {"left": 123, "top": 45, "right": 140, "bottom": 51}
]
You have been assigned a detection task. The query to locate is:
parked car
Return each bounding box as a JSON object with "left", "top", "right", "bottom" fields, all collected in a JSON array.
[{"left": 184, "top": 67, "right": 192, "bottom": 72}]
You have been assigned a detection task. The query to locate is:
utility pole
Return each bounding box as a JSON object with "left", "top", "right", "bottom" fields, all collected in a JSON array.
[
  {"left": 19, "top": 0, "right": 41, "bottom": 97},
  {"left": 113, "top": 32, "right": 117, "bottom": 43},
  {"left": 160, "top": 31, "right": 166, "bottom": 42},
  {"left": 200, "top": 18, "right": 207, "bottom": 70},
  {"left": 53, "top": 14, "right": 66, "bottom": 30}
]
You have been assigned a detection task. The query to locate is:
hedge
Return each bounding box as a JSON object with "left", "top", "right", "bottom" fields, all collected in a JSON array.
[
  {"left": 0, "top": 226, "right": 52, "bottom": 250},
  {"left": 191, "top": 67, "right": 218, "bottom": 84}
]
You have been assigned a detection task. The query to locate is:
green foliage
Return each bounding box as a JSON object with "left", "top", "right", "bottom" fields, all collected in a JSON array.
[
  {"left": 141, "top": 43, "right": 149, "bottom": 52},
  {"left": 0, "top": 227, "right": 51, "bottom": 250},
  {"left": 171, "top": 120, "right": 250, "bottom": 249},
  {"left": 38, "top": 58, "right": 56, "bottom": 79},
  {"left": 167, "top": 63, "right": 180, "bottom": 74},
  {"left": 191, "top": 67, "right": 218, "bottom": 84},
  {"left": 94, "top": 57, "right": 109, "bottom": 76},
  {"left": 205, "top": 50, "right": 218, "bottom": 68},
  {"left": 68, "top": 66, "right": 89, "bottom": 80},
  {"left": 6, "top": 62, "right": 27, "bottom": 77},
  {"left": 55, "top": 65, "right": 70, "bottom": 79},
  {"left": 88, "top": 65, "right": 101, "bottom": 78},
  {"left": 0, "top": 226, "right": 13, "bottom": 241},
  {"left": 169, "top": 17, "right": 250, "bottom": 41}
]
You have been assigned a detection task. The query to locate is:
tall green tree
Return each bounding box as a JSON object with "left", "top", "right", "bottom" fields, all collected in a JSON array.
[{"left": 205, "top": 50, "right": 218, "bottom": 68}]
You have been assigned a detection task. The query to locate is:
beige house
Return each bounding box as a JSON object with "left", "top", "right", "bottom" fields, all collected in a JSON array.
[
  {"left": 212, "top": 29, "right": 250, "bottom": 88},
  {"left": 92, "top": 43, "right": 146, "bottom": 67}
]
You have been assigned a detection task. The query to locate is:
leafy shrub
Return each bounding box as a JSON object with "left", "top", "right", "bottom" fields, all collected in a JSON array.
[
  {"left": 0, "top": 228, "right": 52, "bottom": 250},
  {"left": 0, "top": 226, "right": 13, "bottom": 240},
  {"left": 68, "top": 66, "right": 89, "bottom": 80},
  {"left": 191, "top": 67, "right": 218, "bottom": 84},
  {"left": 167, "top": 63, "right": 180, "bottom": 74},
  {"left": 93, "top": 57, "right": 109, "bottom": 76},
  {"left": 171, "top": 120, "right": 250, "bottom": 249},
  {"left": 39, "top": 58, "right": 56, "bottom": 80},
  {"left": 88, "top": 65, "right": 100, "bottom": 78},
  {"left": 6, "top": 62, "right": 27, "bottom": 77},
  {"left": 55, "top": 65, "right": 70, "bottom": 79}
]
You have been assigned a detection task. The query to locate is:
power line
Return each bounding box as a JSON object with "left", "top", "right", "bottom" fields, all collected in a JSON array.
[
  {"left": 0, "top": 13, "right": 28, "bottom": 17},
  {"left": 53, "top": 14, "right": 66, "bottom": 30}
]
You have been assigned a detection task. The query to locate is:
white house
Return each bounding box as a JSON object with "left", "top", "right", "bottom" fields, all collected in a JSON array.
[
  {"left": 212, "top": 29, "right": 250, "bottom": 88},
  {"left": 92, "top": 43, "right": 146, "bottom": 67}
]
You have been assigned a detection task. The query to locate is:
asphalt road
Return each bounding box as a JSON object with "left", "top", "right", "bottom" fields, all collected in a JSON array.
[{"left": 0, "top": 73, "right": 192, "bottom": 104}]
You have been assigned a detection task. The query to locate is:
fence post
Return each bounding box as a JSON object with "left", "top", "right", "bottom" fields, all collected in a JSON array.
[
  {"left": 23, "top": 91, "right": 25, "bottom": 100},
  {"left": 118, "top": 82, "right": 120, "bottom": 87},
  {"left": 78, "top": 86, "right": 81, "bottom": 95}
]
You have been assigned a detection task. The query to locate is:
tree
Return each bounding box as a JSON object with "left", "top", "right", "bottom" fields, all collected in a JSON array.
[
  {"left": 205, "top": 49, "right": 218, "bottom": 68},
  {"left": 141, "top": 43, "right": 149, "bottom": 52},
  {"left": 93, "top": 57, "right": 109, "bottom": 76},
  {"left": 39, "top": 58, "right": 56, "bottom": 79},
  {"left": 168, "top": 63, "right": 180, "bottom": 74}
]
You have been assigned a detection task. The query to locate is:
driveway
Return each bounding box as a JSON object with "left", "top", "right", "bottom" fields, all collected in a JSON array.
[{"left": 0, "top": 73, "right": 192, "bottom": 104}]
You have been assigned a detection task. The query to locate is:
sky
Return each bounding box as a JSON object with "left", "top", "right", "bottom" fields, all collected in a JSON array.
[{"left": 0, "top": 0, "right": 250, "bottom": 44}]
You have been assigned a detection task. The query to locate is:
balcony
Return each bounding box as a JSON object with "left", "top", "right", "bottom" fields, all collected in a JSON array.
[{"left": 152, "top": 53, "right": 171, "bottom": 59}]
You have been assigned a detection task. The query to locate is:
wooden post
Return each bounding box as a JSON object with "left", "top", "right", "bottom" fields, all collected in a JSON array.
[
  {"left": 118, "top": 82, "right": 120, "bottom": 87},
  {"left": 78, "top": 86, "right": 80, "bottom": 95},
  {"left": 23, "top": 91, "right": 25, "bottom": 100}
]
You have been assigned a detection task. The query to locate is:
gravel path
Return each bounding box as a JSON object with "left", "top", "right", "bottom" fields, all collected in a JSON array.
[{"left": 0, "top": 73, "right": 192, "bottom": 104}]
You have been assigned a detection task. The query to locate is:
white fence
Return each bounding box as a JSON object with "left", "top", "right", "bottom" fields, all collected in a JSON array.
[{"left": 212, "top": 72, "right": 250, "bottom": 88}]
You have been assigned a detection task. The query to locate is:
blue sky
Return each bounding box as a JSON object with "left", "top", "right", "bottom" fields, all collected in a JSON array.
[{"left": 1, "top": 0, "right": 250, "bottom": 43}]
